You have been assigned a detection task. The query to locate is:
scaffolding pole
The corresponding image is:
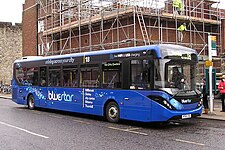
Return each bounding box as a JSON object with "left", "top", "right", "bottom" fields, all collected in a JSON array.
[{"left": 36, "top": 0, "right": 221, "bottom": 59}]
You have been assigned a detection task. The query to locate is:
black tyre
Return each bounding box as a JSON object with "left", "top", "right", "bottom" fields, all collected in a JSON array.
[
  {"left": 106, "top": 101, "right": 120, "bottom": 123},
  {"left": 28, "top": 95, "right": 35, "bottom": 110}
]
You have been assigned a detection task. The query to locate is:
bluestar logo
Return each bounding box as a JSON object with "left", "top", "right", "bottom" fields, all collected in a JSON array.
[
  {"left": 48, "top": 91, "right": 74, "bottom": 102},
  {"left": 181, "top": 99, "right": 192, "bottom": 104}
]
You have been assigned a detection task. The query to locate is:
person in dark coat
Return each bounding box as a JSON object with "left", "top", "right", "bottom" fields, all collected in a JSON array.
[{"left": 202, "top": 78, "right": 209, "bottom": 114}]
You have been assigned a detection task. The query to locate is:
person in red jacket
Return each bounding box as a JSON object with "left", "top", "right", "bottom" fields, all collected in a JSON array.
[{"left": 218, "top": 75, "right": 225, "bottom": 112}]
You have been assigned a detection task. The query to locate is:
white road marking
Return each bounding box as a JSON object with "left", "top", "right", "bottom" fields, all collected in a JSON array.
[
  {"left": 176, "top": 139, "right": 204, "bottom": 146},
  {"left": 108, "top": 126, "right": 148, "bottom": 136},
  {"left": 73, "top": 119, "right": 91, "bottom": 125},
  {"left": 127, "top": 127, "right": 140, "bottom": 131},
  {"left": 49, "top": 115, "right": 63, "bottom": 119},
  {"left": 31, "top": 110, "right": 42, "bottom": 114},
  {"left": 0, "top": 121, "right": 49, "bottom": 139}
]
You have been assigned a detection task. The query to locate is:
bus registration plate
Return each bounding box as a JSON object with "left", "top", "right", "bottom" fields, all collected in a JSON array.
[{"left": 182, "top": 114, "right": 191, "bottom": 119}]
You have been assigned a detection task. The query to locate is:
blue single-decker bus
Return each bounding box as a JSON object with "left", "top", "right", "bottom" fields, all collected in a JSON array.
[{"left": 12, "top": 44, "right": 203, "bottom": 123}]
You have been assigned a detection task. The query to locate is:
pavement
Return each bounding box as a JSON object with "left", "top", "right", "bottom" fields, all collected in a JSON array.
[
  {"left": 0, "top": 93, "right": 225, "bottom": 121},
  {"left": 199, "top": 98, "right": 225, "bottom": 121},
  {"left": 0, "top": 93, "right": 12, "bottom": 100}
]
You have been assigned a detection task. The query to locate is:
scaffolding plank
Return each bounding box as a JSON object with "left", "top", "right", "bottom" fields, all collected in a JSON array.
[
  {"left": 43, "top": 10, "right": 221, "bottom": 36},
  {"left": 160, "top": 13, "right": 220, "bottom": 25},
  {"left": 43, "top": 8, "right": 134, "bottom": 36}
]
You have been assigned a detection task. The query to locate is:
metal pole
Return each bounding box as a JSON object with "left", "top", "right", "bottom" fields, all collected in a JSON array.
[
  {"left": 133, "top": 3, "right": 136, "bottom": 47},
  {"left": 36, "top": 2, "right": 39, "bottom": 56},
  {"left": 78, "top": 0, "right": 81, "bottom": 52},
  {"left": 208, "top": 34, "right": 214, "bottom": 113}
]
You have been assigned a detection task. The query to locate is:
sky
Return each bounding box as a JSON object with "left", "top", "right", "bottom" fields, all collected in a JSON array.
[
  {"left": 0, "top": 0, "right": 223, "bottom": 24},
  {"left": 211, "top": 0, "right": 225, "bottom": 9},
  {"left": 0, "top": 0, "right": 25, "bottom": 24}
]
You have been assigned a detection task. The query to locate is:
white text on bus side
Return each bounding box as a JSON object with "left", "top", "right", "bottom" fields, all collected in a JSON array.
[{"left": 48, "top": 91, "right": 74, "bottom": 102}]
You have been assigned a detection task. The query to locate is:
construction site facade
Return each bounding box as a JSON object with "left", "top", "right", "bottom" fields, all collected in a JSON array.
[{"left": 22, "top": 0, "right": 225, "bottom": 77}]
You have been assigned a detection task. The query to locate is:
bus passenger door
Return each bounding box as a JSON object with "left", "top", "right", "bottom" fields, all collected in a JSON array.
[
  {"left": 12, "top": 64, "right": 27, "bottom": 104},
  {"left": 12, "top": 79, "right": 18, "bottom": 101},
  {"left": 122, "top": 59, "right": 153, "bottom": 121}
]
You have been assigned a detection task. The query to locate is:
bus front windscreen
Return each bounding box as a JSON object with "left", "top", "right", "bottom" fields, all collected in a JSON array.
[{"left": 154, "top": 59, "right": 197, "bottom": 95}]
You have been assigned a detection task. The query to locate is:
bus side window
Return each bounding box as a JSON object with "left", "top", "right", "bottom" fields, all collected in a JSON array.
[
  {"left": 130, "top": 59, "right": 150, "bottom": 89},
  {"left": 26, "top": 67, "right": 38, "bottom": 86},
  {"left": 102, "top": 62, "right": 122, "bottom": 89},
  {"left": 63, "top": 65, "right": 78, "bottom": 87},
  {"left": 80, "top": 64, "right": 100, "bottom": 88},
  {"left": 102, "top": 71, "right": 121, "bottom": 88},
  {"left": 40, "top": 67, "right": 47, "bottom": 87},
  {"left": 41, "top": 79, "right": 46, "bottom": 86},
  {"left": 15, "top": 67, "right": 26, "bottom": 85},
  {"left": 48, "top": 66, "right": 61, "bottom": 87}
]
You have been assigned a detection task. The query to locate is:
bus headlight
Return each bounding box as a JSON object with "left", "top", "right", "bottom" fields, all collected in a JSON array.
[
  {"left": 163, "top": 100, "right": 173, "bottom": 110},
  {"left": 148, "top": 95, "right": 175, "bottom": 110},
  {"left": 197, "top": 98, "right": 203, "bottom": 107}
]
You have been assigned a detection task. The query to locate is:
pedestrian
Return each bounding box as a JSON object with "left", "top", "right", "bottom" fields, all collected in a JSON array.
[
  {"left": 201, "top": 78, "right": 209, "bottom": 114},
  {"left": 218, "top": 75, "right": 225, "bottom": 112},
  {"left": 173, "top": 0, "right": 183, "bottom": 16},
  {"left": 177, "top": 23, "right": 187, "bottom": 42}
]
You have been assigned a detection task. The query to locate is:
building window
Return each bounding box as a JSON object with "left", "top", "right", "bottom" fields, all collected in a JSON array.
[{"left": 84, "top": 39, "right": 88, "bottom": 44}]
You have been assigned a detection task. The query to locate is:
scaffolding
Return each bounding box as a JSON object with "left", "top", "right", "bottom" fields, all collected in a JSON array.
[{"left": 36, "top": 0, "right": 223, "bottom": 58}]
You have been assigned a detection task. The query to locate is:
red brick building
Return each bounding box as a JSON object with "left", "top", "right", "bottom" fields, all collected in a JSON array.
[
  {"left": 22, "top": 0, "right": 37, "bottom": 56},
  {"left": 22, "top": 0, "right": 225, "bottom": 73}
]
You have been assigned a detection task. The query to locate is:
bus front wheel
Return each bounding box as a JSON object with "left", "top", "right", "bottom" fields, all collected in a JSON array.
[
  {"left": 106, "top": 101, "right": 120, "bottom": 123},
  {"left": 28, "top": 95, "right": 35, "bottom": 110}
]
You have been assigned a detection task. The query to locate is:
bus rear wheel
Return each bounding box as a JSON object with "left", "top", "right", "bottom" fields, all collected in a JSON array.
[
  {"left": 106, "top": 102, "right": 120, "bottom": 123},
  {"left": 28, "top": 95, "right": 35, "bottom": 110}
]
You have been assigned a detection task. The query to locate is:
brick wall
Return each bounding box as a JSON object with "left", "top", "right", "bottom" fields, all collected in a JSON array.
[
  {"left": 222, "top": 19, "right": 225, "bottom": 54},
  {"left": 0, "top": 22, "right": 22, "bottom": 85},
  {"left": 22, "top": 0, "right": 37, "bottom": 56}
]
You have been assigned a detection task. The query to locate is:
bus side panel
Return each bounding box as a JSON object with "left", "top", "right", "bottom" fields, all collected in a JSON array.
[
  {"left": 76, "top": 89, "right": 152, "bottom": 122},
  {"left": 16, "top": 87, "right": 153, "bottom": 122},
  {"left": 12, "top": 79, "right": 19, "bottom": 103},
  {"left": 13, "top": 85, "right": 27, "bottom": 105},
  {"left": 12, "top": 79, "right": 30, "bottom": 105},
  {"left": 42, "top": 88, "right": 104, "bottom": 115},
  {"left": 32, "top": 88, "right": 153, "bottom": 122},
  {"left": 120, "top": 91, "right": 152, "bottom": 122},
  {"left": 38, "top": 87, "right": 47, "bottom": 107},
  {"left": 150, "top": 101, "right": 203, "bottom": 122},
  {"left": 150, "top": 101, "right": 173, "bottom": 122}
]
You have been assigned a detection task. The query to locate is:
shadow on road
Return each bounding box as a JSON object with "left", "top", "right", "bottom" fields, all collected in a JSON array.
[{"left": 13, "top": 106, "right": 200, "bottom": 130}]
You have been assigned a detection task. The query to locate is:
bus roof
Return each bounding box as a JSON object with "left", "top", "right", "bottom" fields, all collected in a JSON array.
[{"left": 15, "top": 44, "right": 197, "bottom": 63}]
